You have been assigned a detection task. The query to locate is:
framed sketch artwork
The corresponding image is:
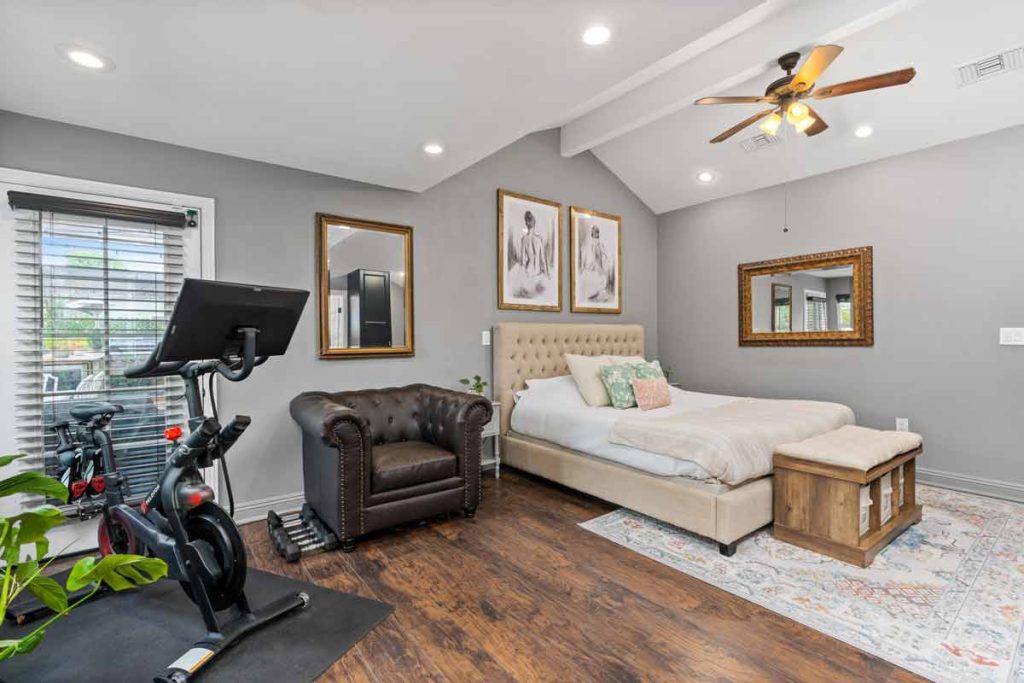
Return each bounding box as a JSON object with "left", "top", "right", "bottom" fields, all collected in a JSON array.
[
  {"left": 570, "top": 206, "right": 622, "bottom": 313},
  {"left": 497, "top": 189, "right": 562, "bottom": 311}
]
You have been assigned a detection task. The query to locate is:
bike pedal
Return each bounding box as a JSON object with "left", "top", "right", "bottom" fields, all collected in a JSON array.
[{"left": 69, "top": 480, "right": 88, "bottom": 500}]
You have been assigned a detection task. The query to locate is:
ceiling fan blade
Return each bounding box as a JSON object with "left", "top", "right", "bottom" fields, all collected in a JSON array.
[
  {"left": 695, "top": 95, "right": 775, "bottom": 105},
  {"left": 710, "top": 107, "right": 777, "bottom": 144},
  {"left": 802, "top": 106, "right": 828, "bottom": 137},
  {"left": 811, "top": 67, "right": 916, "bottom": 100},
  {"left": 788, "top": 45, "right": 844, "bottom": 92}
]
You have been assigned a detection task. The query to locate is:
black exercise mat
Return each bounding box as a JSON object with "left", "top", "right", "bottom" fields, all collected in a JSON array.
[{"left": 0, "top": 568, "right": 393, "bottom": 682}]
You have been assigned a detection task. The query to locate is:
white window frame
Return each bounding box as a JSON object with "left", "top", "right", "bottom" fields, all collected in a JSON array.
[
  {"left": 802, "top": 289, "right": 827, "bottom": 332},
  {"left": 0, "top": 167, "right": 215, "bottom": 556}
]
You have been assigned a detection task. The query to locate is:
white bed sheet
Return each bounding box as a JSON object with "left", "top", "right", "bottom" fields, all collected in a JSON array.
[{"left": 510, "top": 377, "right": 738, "bottom": 479}]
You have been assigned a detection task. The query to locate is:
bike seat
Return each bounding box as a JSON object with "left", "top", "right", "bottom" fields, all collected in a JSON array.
[{"left": 70, "top": 402, "right": 124, "bottom": 422}]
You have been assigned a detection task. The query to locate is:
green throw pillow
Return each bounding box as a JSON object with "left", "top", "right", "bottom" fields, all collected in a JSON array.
[
  {"left": 599, "top": 361, "right": 666, "bottom": 409},
  {"left": 599, "top": 364, "right": 637, "bottom": 409},
  {"left": 629, "top": 360, "right": 664, "bottom": 380}
]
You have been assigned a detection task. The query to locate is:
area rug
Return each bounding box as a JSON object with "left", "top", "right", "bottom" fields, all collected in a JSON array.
[
  {"left": 580, "top": 485, "right": 1024, "bottom": 683},
  {"left": 0, "top": 568, "right": 393, "bottom": 682}
]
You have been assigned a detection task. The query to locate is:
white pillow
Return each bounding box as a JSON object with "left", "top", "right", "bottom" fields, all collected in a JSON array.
[
  {"left": 564, "top": 354, "right": 617, "bottom": 406},
  {"left": 606, "top": 355, "right": 646, "bottom": 364},
  {"left": 525, "top": 374, "right": 573, "bottom": 391}
]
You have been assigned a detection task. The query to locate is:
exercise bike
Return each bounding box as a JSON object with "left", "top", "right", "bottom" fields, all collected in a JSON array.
[{"left": 54, "top": 278, "right": 310, "bottom": 683}]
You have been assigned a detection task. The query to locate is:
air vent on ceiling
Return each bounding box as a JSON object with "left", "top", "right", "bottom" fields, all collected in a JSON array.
[
  {"left": 955, "top": 46, "right": 1024, "bottom": 87},
  {"left": 739, "top": 133, "right": 783, "bottom": 153}
]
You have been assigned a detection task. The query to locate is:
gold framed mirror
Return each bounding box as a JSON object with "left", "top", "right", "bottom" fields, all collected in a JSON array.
[
  {"left": 316, "top": 213, "right": 414, "bottom": 358},
  {"left": 739, "top": 246, "right": 872, "bottom": 346}
]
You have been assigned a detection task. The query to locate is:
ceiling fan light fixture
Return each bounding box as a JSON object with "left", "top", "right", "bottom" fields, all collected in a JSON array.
[
  {"left": 759, "top": 112, "right": 783, "bottom": 136},
  {"left": 794, "top": 116, "right": 816, "bottom": 134},
  {"left": 786, "top": 102, "right": 809, "bottom": 124}
]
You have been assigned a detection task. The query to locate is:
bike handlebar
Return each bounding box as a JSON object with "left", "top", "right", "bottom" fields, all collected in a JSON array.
[{"left": 123, "top": 328, "right": 266, "bottom": 383}]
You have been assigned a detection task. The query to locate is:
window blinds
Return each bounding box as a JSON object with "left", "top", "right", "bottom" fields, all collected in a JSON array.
[
  {"left": 13, "top": 204, "right": 190, "bottom": 505},
  {"left": 804, "top": 294, "right": 828, "bottom": 332}
]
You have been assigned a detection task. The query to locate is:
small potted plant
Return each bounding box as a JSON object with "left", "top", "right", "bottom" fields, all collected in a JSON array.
[{"left": 458, "top": 374, "right": 488, "bottom": 396}]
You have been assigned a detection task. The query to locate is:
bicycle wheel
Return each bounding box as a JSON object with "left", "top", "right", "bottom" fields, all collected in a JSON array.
[{"left": 98, "top": 507, "right": 142, "bottom": 556}]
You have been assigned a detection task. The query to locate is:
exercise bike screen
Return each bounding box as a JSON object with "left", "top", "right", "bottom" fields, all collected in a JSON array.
[{"left": 157, "top": 279, "right": 310, "bottom": 361}]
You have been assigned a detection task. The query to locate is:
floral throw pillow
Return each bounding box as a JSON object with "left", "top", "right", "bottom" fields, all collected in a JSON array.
[
  {"left": 598, "top": 364, "right": 638, "bottom": 409},
  {"left": 628, "top": 360, "right": 665, "bottom": 380},
  {"left": 632, "top": 378, "right": 671, "bottom": 411}
]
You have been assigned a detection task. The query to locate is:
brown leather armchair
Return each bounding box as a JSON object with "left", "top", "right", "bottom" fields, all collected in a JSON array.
[{"left": 290, "top": 384, "right": 493, "bottom": 551}]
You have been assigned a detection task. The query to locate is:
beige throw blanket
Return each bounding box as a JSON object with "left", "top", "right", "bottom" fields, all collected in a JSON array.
[{"left": 609, "top": 398, "right": 855, "bottom": 486}]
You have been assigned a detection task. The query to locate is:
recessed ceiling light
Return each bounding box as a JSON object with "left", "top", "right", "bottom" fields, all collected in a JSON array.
[
  {"left": 696, "top": 171, "right": 715, "bottom": 184},
  {"left": 423, "top": 142, "right": 444, "bottom": 155},
  {"left": 57, "top": 44, "right": 113, "bottom": 71},
  {"left": 854, "top": 125, "right": 874, "bottom": 138},
  {"left": 582, "top": 25, "right": 611, "bottom": 46}
]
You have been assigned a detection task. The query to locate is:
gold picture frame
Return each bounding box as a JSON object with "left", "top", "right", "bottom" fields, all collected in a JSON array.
[
  {"left": 497, "top": 189, "right": 563, "bottom": 312},
  {"left": 569, "top": 206, "right": 622, "bottom": 314},
  {"left": 316, "top": 213, "right": 415, "bottom": 359},
  {"left": 738, "top": 246, "right": 873, "bottom": 346}
]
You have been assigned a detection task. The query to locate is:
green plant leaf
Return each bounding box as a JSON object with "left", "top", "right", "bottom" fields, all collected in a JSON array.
[
  {"left": 458, "top": 378, "right": 469, "bottom": 385},
  {"left": 66, "top": 554, "right": 167, "bottom": 593},
  {"left": 8, "top": 506, "right": 65, "bottom": 546},
  {"left": 0, "top": 640, "right": 21, "bottom": 661},
  {"left": 0, "top": 472, "right": 69, "bottom": 503},
  {"left": 0, "top": 454, "right": 25, "bottom": 469},
  {"left": 25, "top": 574, "right": 67, "bottom": 614},
  {"left": 14, "top": 631, "right": 44, "bottom": 655}
]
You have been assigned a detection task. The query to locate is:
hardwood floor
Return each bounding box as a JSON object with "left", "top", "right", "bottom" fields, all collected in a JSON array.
[{"left": 240, "top": 470, "right": 925, "bottom": 683}]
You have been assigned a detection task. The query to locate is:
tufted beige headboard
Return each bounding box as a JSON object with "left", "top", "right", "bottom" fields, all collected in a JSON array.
[{"left": 492, "top": 322, "right": 645, "bottom": 435}]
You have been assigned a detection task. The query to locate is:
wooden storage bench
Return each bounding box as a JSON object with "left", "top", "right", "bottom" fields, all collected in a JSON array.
[{"left": 772, "top": 428, "right": 922, "bottom": 568}]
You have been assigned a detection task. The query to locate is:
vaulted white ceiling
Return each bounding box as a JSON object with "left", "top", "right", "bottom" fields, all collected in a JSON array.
[
  {"left": 0, "top": 0, "right": 757, "bottom": 192},
  {"left": 2, "top": 0, "right": 1023, "bottom": 213}
]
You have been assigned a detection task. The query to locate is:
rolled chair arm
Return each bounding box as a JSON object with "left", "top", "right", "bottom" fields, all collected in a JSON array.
[
  {"left": 290, "top": 391, "right": 372, "bottom": 541},
  {"left": 290, "top": 392, "right": 370, "bottom": 446},
  {"left": 416, "top": 386, "right": 493, "bottom": 455}
]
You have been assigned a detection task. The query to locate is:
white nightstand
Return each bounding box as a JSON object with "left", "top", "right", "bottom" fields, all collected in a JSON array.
[{"left": 480, "top": 401, "right": 501, "bottom": 479}]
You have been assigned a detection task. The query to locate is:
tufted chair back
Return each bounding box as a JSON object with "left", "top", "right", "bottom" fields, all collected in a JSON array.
[
  {"left": 492, "top": 323, "right": 645, "bottom": 435},
  {"left": 309, "top": 383, "right": 484, "bottom": 453}
]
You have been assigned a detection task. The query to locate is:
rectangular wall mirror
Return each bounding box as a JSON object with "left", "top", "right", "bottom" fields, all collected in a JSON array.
[
  {"left": 739, "top": 246, "right": 872, "bottom": 346},
  {"left": 317, "top": 213, "right": 414, "bottom": 358}
]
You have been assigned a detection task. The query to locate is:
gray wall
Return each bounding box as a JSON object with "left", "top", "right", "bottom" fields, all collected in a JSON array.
[
  {"left": 0, "top": 110, "right": 658, "bottom": 505},
  {"left": 657, "top": 124, "right": 1024, "bottom": 497}
]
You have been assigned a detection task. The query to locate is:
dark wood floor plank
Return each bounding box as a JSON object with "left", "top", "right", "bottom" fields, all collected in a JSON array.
[
  {"left": 495, "top": 477, "right": 896, "bottom": 682},
  {"left": 238, "top": 469, "right": 925, "bottom": 683}
]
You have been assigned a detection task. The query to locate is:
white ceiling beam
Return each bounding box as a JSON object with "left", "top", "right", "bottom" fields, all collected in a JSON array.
[{"left": 559, "top": 0, "right": 926, "bottom": 157}]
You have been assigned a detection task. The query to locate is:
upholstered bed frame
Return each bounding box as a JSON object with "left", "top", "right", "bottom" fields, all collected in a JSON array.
[{"left": 493, "top": 322, "right": 772, "bottom": 554}]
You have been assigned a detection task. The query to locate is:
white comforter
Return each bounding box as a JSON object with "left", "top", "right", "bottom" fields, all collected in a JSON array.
[
  {"left": 510, "top": 376, "right": 735, "bottom": 478},
  {"left": 609, "top": 398, "right": 855, "bottom": 486}
]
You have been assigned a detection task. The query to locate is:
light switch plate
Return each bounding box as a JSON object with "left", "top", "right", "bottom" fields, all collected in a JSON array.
[
  {"left": 1000, "top": 328, "right": 1024, "bottom": 345},
  {"left": 481, "top": 330, "right": 491, "bottom": 346},
  {"left": 895, "top": 418, "right": 909, "bottom": 432}
]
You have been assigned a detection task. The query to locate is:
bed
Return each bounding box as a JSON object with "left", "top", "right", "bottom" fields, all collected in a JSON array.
[{"left": 493, "top": 322, "right": 853, "bottom": 555}]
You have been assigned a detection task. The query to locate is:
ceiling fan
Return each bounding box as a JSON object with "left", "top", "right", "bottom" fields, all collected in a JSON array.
[{"left": 695, "top": 45, "right": 916, "bottom": 143}]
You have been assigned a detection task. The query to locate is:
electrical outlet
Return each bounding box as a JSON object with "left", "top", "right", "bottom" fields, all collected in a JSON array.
[
  {"left": 481, "top": 330, "right": 491, "bottom": 346},
  {"left": 1000, "top": 328, "right": 1024, "bottom": 345},
  {"left": 895, "top": 418, "right": 909, "bottom": 432}
]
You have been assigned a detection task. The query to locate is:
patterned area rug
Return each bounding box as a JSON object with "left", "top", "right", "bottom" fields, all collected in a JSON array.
[{"left": 580, "top": 485, "right": 1024, "bottom": 682}]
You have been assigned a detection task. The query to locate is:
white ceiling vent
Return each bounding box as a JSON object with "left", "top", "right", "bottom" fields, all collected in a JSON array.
[
  {"left": 739, "top": 133, "right": 783, "bottom": 153},
  {"left": 956, "top": 47, "right": 1024, "bottom": 87}
]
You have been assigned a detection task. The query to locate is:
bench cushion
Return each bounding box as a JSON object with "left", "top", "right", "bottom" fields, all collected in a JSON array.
[{"left": 775, "top": 425, "right": 922, "bottom": 471}]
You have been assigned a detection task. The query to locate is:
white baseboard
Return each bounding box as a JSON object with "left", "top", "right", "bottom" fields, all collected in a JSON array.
[
  {"left": 232, "top": 491, "right": 306, "bottom": 525},
  {"left": 917, "top": 467, "right": 1024, "bottom": 503}
]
